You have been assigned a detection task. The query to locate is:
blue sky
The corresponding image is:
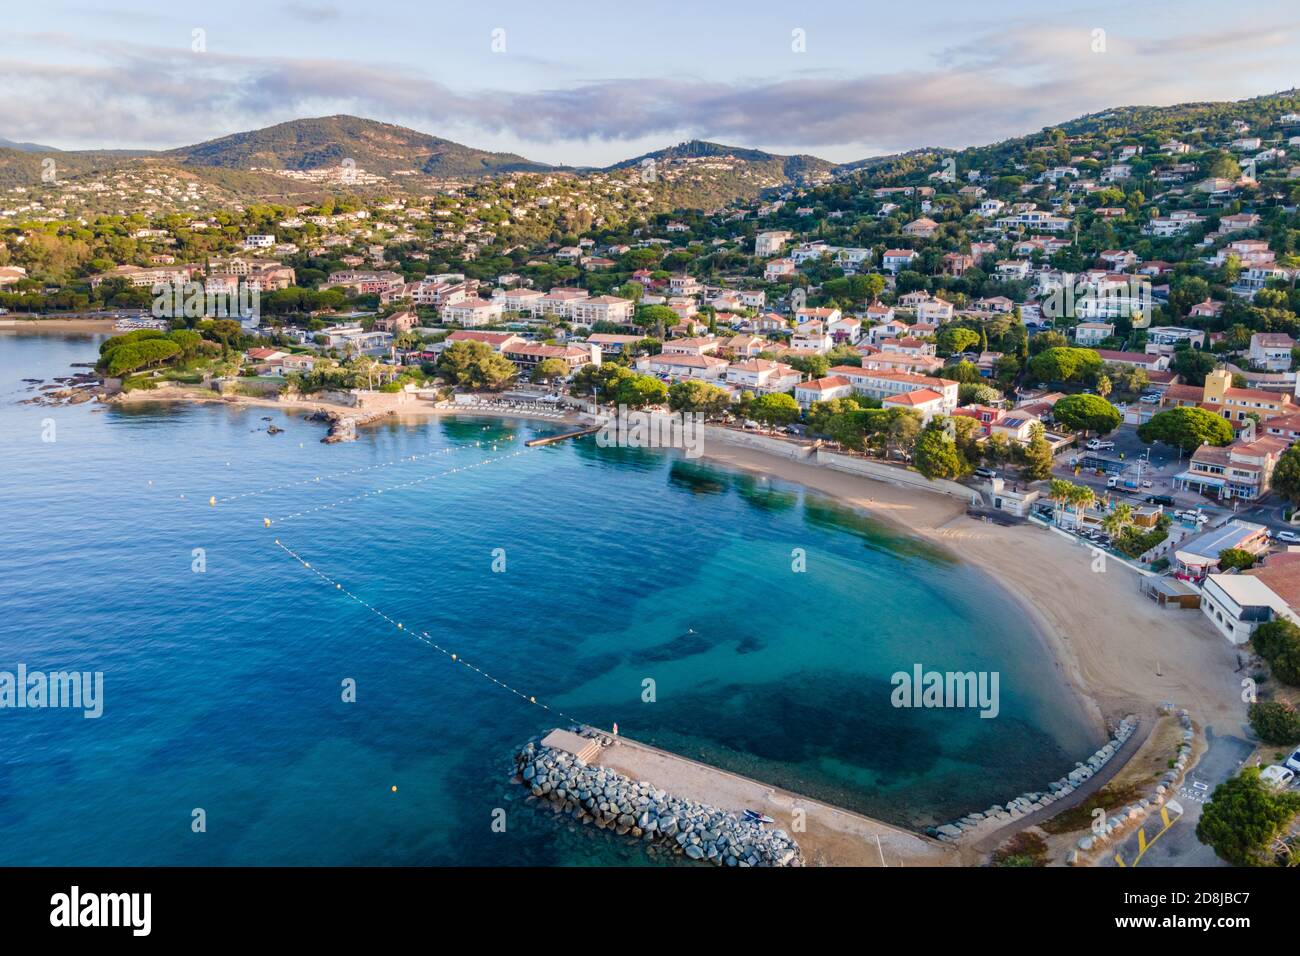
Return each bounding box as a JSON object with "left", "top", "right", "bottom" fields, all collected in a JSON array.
[{"left": 2, "top": 0, "right": 1297, "bottom": 163}]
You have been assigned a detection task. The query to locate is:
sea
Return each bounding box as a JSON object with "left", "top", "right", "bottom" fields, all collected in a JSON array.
[{"left": 0, "top": 329, "right": 1101, "bottom": 865}]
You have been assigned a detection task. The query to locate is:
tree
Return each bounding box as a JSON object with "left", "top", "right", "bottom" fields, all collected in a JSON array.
[
  {"left": 1047, "top": 478, "right": 1074, "bottom": 522},
  {"left": 936, "top": 326, "right": 980, "bottom": 357},
  {"left": 1217, "top": 548, "right": 1257, "bottom": 571},
  {"left": 983, "top": 432, "right": 1012, "bottom": 464},
  {"left": 436, "top": 340, "right": 516, "bottom": 390},
  {"left": 1252, "top": 619, "right": 1300, "bottom": 687},
  {"left": 611, "top": 374, "right": 668, "bottom": 409},
  {"left": 959, "top": 382, "right": 1001, "bottom": 406},
  {"left": 1170, "top": 348, "right": 1217, "bottom": 386},
  {"left": 1052, "top": 394, "right": 1121, "bottom": 436},
  {"left": 1020, "top": 422, "right": 1055, "bottom": 480},
  {"left": 101, "top": 339, "right": 182, "bottom": 377},
  {"left": 913, "top": 421, "right": 968, "bottom": 480},
  {"left": 1272, "top": 445, "right": 1300, "bottom": 505},
  {"left": 1137, "top": 407, "right": 1234, "bottom": 453},
  {"left": 1101, "top": 503, "right": 1133, "bottom": 538},
  {"left": 944, "top": 361, "right": 984, "bottom": 384},
  {"left": 532, "top": 358, "right": 570, "bottom": 384},
  {"left": 667, "top": 380, "right": 731, "bottom": 417},
  {"left": 1248, "top": 701, "right": 1300, "bottom": 744},
  {"left": 570, "top": 362, "right": 632, "bottom": 398},
  {"left": 1196, "top": 766, "right": 1300, "bottom": 867},
  {"left": 1025, "top": 346, "right": 1101, "bottom": 385},
  {"left": 806, "top": 396, "right": 863, "bottom": 434},
  {"left": 749, "top": 392, "right": 801, "bottom": 426}
]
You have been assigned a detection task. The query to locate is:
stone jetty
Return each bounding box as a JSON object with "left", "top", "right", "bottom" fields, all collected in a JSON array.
[
  {"left": 514, "top": 731, "right": 803, "bottom": 867},
  {"left": 930, "top": 715, "right": 1139, "bottom": 843}
]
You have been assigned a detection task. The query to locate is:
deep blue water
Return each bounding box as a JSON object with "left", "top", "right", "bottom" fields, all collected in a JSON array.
[{"left": 0, "top": 330, "right": 1101, "bottom": 865}]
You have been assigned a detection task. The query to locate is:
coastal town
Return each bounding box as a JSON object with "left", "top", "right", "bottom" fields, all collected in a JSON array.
[{"left": 8, "top": 83, "right": 1300, "bottom": 878}]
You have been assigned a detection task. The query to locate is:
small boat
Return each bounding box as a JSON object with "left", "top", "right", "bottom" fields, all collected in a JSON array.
[{"left": 743, "top": 810, "right": 775, "bottom": 825}]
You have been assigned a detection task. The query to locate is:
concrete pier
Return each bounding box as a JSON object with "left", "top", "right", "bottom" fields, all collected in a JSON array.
[{"left": 536, "top": 728, "right": 957, "bottom": 867}]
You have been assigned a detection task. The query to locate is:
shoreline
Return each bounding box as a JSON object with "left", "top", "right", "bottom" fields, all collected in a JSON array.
[
  {"left": 0, "top": 317, "right": 119, "bottom": 333},
  {"left": 694, "top": 438, "right": 1245, "bottom": 740},
  {"left": 105, "top": 384, "right": 584, "bottom": 428}
]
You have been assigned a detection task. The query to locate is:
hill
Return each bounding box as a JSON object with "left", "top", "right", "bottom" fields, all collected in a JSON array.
[{"left": 168, "top": 115, "right": 555, "bottom": 179}]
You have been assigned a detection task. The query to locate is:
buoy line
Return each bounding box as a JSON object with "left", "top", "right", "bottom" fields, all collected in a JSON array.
[
  {"left": 272, "top": 538, "right": 588, "bottom": 726},
  {"left": 211, "top": 442, "right": 486, "bottom": 504},
  {"left": 267, "top": 449, "right": 528, "bottom": 523}
]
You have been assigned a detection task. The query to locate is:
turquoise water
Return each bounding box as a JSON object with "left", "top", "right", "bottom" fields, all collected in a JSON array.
[{"left": 0, "top": 330, "right": 1100, "bottom": 865}]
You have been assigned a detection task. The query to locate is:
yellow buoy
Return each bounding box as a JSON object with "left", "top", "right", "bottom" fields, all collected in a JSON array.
[
  {"left": 209, "top": 496, "right": 216, "bottom": 506},
  {"left": 391, "top": 785, "right": 398, "bottom": 793},
  {"left": 529, "top": 696, "right": 536, "bottom": 704},
  {"left": 263, "top": 517, "right": 271, "bottom": 527},
  {"left": 451, "top": 653, "right": 457, "bottom": 661}
]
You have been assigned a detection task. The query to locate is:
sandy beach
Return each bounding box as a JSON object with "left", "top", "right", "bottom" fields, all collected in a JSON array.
[
  {"left": 697, "top": 441, "right": 1247, "bottom": 740},
  {"left": 0, "top": 317, "right": 118, "bottom": 333},
  {"left": 107, "top": 384, "right": 584, "bottom": 428}
]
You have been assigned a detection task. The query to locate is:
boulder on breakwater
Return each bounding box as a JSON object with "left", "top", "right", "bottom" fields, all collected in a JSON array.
[{"left": 513, "top": 735, "right": 803, "bottom": 867}]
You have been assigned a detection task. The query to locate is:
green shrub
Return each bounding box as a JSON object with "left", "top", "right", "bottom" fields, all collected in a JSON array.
[{"left": 1248, "top": 701, "right": 1300, "bottom": 745}]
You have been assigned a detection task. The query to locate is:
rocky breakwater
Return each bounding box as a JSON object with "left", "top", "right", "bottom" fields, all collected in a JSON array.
[
  {"left": 514, "top": 739, "right": 803, "bottom": 867},
  {"left": 931, "top": 715, "right": 1139, "bottom": 843}
]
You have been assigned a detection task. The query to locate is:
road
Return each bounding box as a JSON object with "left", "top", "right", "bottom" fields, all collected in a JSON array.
[
  {"left": 1104, "top": 729, "right": 1255, "bottom": 868},
  {"left": 1052, "top": 422, "right": 1298, "bottom": 537}
]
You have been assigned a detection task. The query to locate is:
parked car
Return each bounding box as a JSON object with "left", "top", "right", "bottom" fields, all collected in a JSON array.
[
  {"left": 1147, "top": 494, "right": 1176, "bottom": 507},
  {"left": 1139, "top": 393, "right": 1160, "bottom": 404},
  {"left": 973, "top": 467, "right": 996, "bottom": 480},
  {"left": 1285, "top": 749, "right": 1300, "bottom": 774},
  {"left": 1086, "top": 439, "right": 1116, "bottom": 451},
  {"left": 1261, "top": 765, "right": 1296, "bottom": 790},
  {"left": 1278, "top": 530, "right": 1300, "bottom": 544}
]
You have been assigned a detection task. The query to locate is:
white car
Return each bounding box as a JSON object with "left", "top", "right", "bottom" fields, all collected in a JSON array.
[
  {"left": 1086, "top": 439, "right": 1116, "bottom": 451},
  {"left": 1285, "top": 749, "right": 1300, "bottom": 774},
  {"left": 1261, "top": 765, "right": 1295, "bottom": 790},
  {"left": 1139, "top": 394, "right": 1160, "bottom": 404},
  {"left": 1277, "top": 530, "right": 1300, "bottom": 544}
]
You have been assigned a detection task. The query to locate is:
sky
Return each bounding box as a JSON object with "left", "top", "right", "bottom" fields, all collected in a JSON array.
[{"left": 1, "top": 0, "right": 1297, "bottom": 165}]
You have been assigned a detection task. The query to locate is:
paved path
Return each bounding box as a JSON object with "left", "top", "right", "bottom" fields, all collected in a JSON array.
[
  {"left": 1103, "top": 728, "right": 1254, "bottom": 867},
  {"left": 590, "top": 731, "right": 957, "bottom": 867}
]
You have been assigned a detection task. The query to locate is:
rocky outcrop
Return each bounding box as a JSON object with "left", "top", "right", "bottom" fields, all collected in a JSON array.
[
  {"left": 310, "top": 407, "right": 395, "bottom": 443},
  {"left": 513, "top": 735, "right": 803, "bottom": 867}
]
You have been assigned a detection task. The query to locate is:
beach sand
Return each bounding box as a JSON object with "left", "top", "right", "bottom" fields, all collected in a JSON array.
[
  {"left": 107, "top": 385, "right": 583, "bottom": 428},
  {"left": 0, "top": 317, "right": 118, "bottom": 333},
  {"left": 697, "top": 441, "right": 1247, "bottom": 741}
]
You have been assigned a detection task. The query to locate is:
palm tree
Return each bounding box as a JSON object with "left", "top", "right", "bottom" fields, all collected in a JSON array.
[
  {"left": 1067, "top": 484, "right": 1096, "bottom": 529},
  {"left": 1048, "top": 478, "right": 1074, "bottom": 525},
  {"left": 1102, "top": 502, "right": 1133, "bottom": 538}
]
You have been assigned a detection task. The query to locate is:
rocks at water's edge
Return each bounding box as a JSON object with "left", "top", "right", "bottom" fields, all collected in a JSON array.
[
  {"left": 513, "top": 736, "right": 803, "bottom": 868},
  {"left": 928, "top": 715, "right": 1139, "bottom": 843}
]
